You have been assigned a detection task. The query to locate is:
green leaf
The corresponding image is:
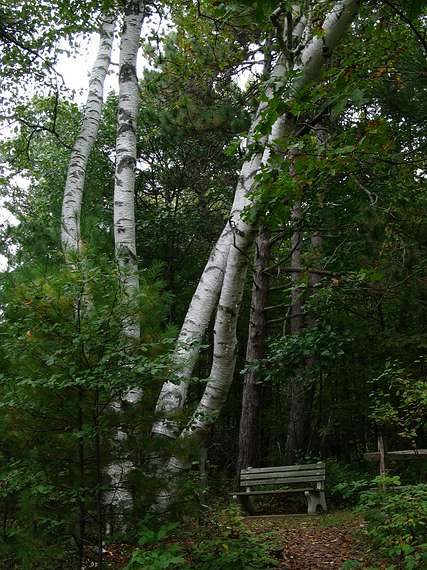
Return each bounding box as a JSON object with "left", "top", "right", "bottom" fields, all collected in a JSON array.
[{"left": 351, "top": 88, "right": 365, "bottom": 108}]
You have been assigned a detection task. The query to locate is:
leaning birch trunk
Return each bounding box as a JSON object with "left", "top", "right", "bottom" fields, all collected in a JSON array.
[
  {"left": 151, "top": 18, "right": 293, "bottom": 441},
  {"left": 105, "top": 0, "right": 145, "bottom": 525},
  {"left": 151, "top": 109, "right": 267, "bottom": 440},
  {"left": 154, "top": 125, "right": 285, "bottom": 511},
  {"left": 151, "top": 223, "right": 233, "bottom": 440},
  {"left": 61, "top": 17, "right": 115, "bottom": 252},
  {"left": 151, "top": 139, "right": 271, "bottom": 436},
  {"left": 156, "top": 0, "right": 360, "bottom": 508}
]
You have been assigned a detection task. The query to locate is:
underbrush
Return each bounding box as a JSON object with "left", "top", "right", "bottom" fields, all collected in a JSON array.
[
  {"left": 342, "top": 477, "right": 427, "bottom": 570},
  {"left": 125, "top": 506, "right": 279, "bottom": 570},
  {"left": 359, "top": 480, "right": 427, "bottom": 570}
]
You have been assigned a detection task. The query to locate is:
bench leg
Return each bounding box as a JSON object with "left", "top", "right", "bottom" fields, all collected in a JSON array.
[
  {"left": 320, "top": 491, "right": 327, "bottom": 512},
  {"left": 304, "top": 491, "right": 327, "bottom": 514},
  {"left": 233, "top": 494, "right": 256, "bottom": 515}
]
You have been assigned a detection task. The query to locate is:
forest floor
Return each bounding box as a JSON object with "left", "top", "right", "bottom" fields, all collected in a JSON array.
[
  {"left": 99, "top": 511, "right": 381, "bottom": 569},
  {"left": 244, "top": 511, "right": 377, "bottom": 569}
]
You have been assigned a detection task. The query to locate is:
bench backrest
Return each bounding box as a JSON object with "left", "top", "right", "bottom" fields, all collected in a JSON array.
[{"left": 240, "top": 462, "right": 325, "bottom": 488}]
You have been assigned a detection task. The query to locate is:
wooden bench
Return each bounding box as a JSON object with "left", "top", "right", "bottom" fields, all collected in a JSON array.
[{"left": 232, "top": 462, "right": 327, "bottom": 515}]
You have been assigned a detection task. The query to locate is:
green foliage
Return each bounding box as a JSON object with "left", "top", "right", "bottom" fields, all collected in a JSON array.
[
  {"left": 125, "top": 518, "right": 188, "bottom": 570},
  {"left": 325, "top": 460, "right": 372, "bottom": 506},
  {"left": 333, "top": 474, "right": 400, "bottom": 506},
  {"left": 342, "top": 560, "right": 363, "bottom": 569},
  {"left": 127, "top": 548, "right": 188, "bottom": 570},
  {"left": 369, "top": 360, "right": 427, "bottom": 444},
  {"left": 127, "top": 507, "right": 278, "bottom": 570},
  {"left": 358, "top": 484, "right": 427, "bottom": 569},
  {"left": 188, "top": 506, "right": 278, "bottom": 569},
  {"left": 0, "top": 255, "right": 173, "bottom": 567},
  {"left": 266, "top": 324, "right": 351, "bottom": 375},
  {"left": 1, "top": 0, "right": 427, "bottom": 564},
  {"left": 334, "top": 477, "right": 372, "bottom": 502},
  {"left": 0, "top": 0, "right": 118, "bottom": 122}
]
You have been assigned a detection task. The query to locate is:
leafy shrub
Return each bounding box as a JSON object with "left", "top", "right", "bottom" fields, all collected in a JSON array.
[
  {"left": 358, "top": 480, "right": 427, "bottom": 569},
  {"left": 326, "top": 459, "right": 373, "bottom": 506},
  {"left": 126, "top": 507, "right": 278, "bottom": 570},
  {"left": 125, "top": 519, "right": 189, "bottom": 570},
  {"left": 193, "top": 505, "right": 278, "bottom": 569},
  {"left": 368, "top": 361, "right": 427, "bottom": 445}
]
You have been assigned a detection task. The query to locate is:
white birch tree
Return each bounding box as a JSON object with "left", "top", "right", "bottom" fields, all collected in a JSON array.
[
  {"left": 151, "top": 42, "right": 288, "bottom": 441},
  {"left": 105, "top": 0, "right": 147, "bottom": 520},
  {"left": 61, "top": 16, "right": 115, "bottom": 253},
  {"left": 154, "top": 0, "right": 361, "bottom": 507}
]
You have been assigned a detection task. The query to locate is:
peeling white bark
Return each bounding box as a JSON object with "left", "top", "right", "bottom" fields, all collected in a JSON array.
[
  {"left": 152, "top": 49, "right": 289, "bottom": 442},
  {"left": 151, "top": 223, "right": 232, "bottom": 438},
  {"left": 151, "top": 151, "right": 266, "bottom": 439},
  {"left": 61, "top": 17, "right": 115, "bottom": 252},
  {"left": 106, "top": 0, "right": 145, "bottom": 517},
  {"left": 156, "top": 0, "right": 360, "bottom": 506},
  {"left": 298, "top": 0, "right": 360, "bottom": 84}
]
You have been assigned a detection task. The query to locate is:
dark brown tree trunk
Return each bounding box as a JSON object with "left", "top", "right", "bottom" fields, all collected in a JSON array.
[
  {"left": 284, "top": 122, "right": 327, "bottom": 464},
  {"left": 237, "top": 225, "right": 271, "bottom": 473},
  {"left": 284, "top": 203, "right": 309, "bottom": 464}
]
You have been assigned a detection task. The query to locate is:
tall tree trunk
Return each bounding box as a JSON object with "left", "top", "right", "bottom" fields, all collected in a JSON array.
[
  {"left": 61, "top": 17, "right": 115, "bottom": 252},
  {"left": 151, "top": 222, "right": 234, "bottom": 439},
  {"left": 155, "top": 0, "right": 360, "bottom": 506},
  {"left": 105, "top": 0, "right": 146, "bottom": 524},
  {"left": 237, "top": 225, "right": 271, "bottom": 473},
  {"left": 284, "top": 202, "right": 308, "bottom": 464},
  {"left": 199, "top": 0, "right": 360, "bottom": 450},
  {"left": 114, "top": 1, "right": 145, "bottom": 325},
  {"left": 284, "top": 123, "right": 328, "bottom": 463}
]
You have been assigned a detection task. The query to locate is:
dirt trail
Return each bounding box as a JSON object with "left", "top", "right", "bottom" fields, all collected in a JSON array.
[{"left": 245, "top": 512, "right": 371, "bottom": 569}]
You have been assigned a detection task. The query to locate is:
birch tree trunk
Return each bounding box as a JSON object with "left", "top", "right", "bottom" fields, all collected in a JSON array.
[
  {"left": 151, "top": 13, "right": 296, "bottom": 441},
  {"left": 184, "top": 0, "right": 360, "bottom": 440},
  {"left": 114, "top": 0, "right": 145, "bottom": 331},
  {"left": 151, "top": 101, "right": 270, "bottom": 440},
  {"left": 61, "top": 17, "right": 115, "bottom": 252},
  {"left": 58, "top": 16, "right": 115, "bottom": 546},
  {"left": 105, "top": 0, "right": 145, "bottom": 524},
  {"left": 151, "top": 223, "right": 233, "bottom": 439},
  {"left": 155, "top": 0, "right": 360, "bottom": 507}
]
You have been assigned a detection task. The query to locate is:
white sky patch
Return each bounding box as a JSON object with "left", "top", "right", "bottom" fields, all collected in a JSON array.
[
  {"left": 56, "top": 34, "right": 120, "bottom": 105},
  {"left": 0, "top": 198, "right": 18, "bottom": 227},
  {"left": 235, "top": 43, "right": 264, "bottom": 90},
  {"left": 0, "top": 172, "right": 25, "bottom": 271},
  {"left": 55, "top": 24, "right": 151, "bottom": 105}
]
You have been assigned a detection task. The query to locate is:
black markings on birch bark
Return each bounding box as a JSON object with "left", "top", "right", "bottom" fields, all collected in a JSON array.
[{"left": 106, "top": 0, "right": 145, "bottom": 526}]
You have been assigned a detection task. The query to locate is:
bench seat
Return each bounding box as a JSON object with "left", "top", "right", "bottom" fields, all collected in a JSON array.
[{"left": 233, "top": 462, "right": 327, "bottom": 515}]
